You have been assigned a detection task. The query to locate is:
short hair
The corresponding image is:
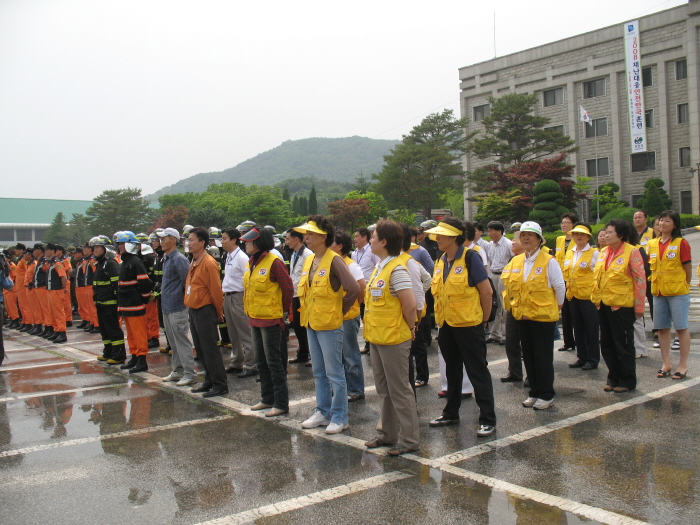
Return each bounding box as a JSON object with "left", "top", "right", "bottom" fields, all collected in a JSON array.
[
  {"left": 474, "top": 222, "right": 485, "bottom": 233},
  {"left": 355, "top": 227, "right": 371, "bottom": 241},
  {"left": 252, "top": 224, "right": 275, "bottom": 252},
  {"left": 463, "top": 221, "right": 476, "bottom": 242},
  {"left": 221, "top": 227, "right": 241, "bottom": 246},
  {"left": 307, "top": 215, "right": 335, "bottom": 247},
  {"left": 441, "top": 217, "right": 468, "bottom": 245},
  {"left": 486, "top": 221, "right": 504, "bottom": 233},
  {"left": 561, "top": 212, "right": 579, "bottom": 223},
  {"left": 334, "top": 231, "right": 353, "bottom": 257},
  {"left": 33, "top": 243, "right": 45, "bottom": 252},
  {"left": 56, "top": 245, "right": 65, "bottom": 254},
  {"left": 189, "top": 226, "right": 209, "bottom": 245},
  {"left": 286, "top": 228, "right": 305, "bottom": 242},
  {"left": 45, "top": 243, "right": 57, "bottom": 251},
  {"left": 409, "top": 227, "right": 418, "bottom": 240},
  {"left": 399, "top": 223, "right": 412, "bottom": 252},
  {"left": 374, "top": 220, "right": 404, "bottom": 256},
  {"left": 658, "top": 210, "right": 682, "bottom": 239},
  {"left": 634, "top": 209, "right": 648, "bottom": 218},
  {"left": 15, "top": 243, "right": 26, "bottom": 250},
  {"left": 606, "top": 219, "right": 639, "bottom": 245}
]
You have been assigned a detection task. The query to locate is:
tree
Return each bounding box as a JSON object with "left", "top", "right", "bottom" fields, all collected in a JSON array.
[
  {"left": 529, "top": 179, "right": 568, "bottom": 231},
  {"left": 282, "top": 187, "right": 290, "bottom": 202},
  {"left": 300, "top": 196, "right": 308, "bottom": 216},
  {"left": 292, "top": 195, "right": 300, "bottom": 215},
  {"left": 354, "top": 172, "right": 369, "bottom": 194},
  {"left": 388, "top": 207, "right": 417, "bottom": 226},
  {"left": 372, "top": 109, "right": 470, "bottom": 218},
  {"left": 86, "top": 188, "right": 156, "bottom": 235},
  {"left": 592, "top": 182, "right": 629, "bottom": 219},
  {"left": 65, "top": 213, "right": 92, "bottom": 247},
  {"left": 473, "top": 189, "right": 523, "bottom": 224},
  {"left": 44, "top": 212, "right": 69, "bottom": 244},
  {"left": 327, "top": 198, "right": 370, "bottom": 232},
  {"left": 636, "top": 178, "right": 673, "bottom": 216},
  {"left": 308, "top": 184, "right": 318, "bottom": 215},
  {"left": 153, "top": 205, "right": 189, "bottom": 231},
  {"left": 439, "top": 188, "right": 464, "bottom": 219},
  {"left": 344, "top": 190, "right": 388, "bottom": 225}
]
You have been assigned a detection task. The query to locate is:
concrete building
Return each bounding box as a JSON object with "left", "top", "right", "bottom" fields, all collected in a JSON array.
[
  {"left": 460, "top": 0, "right": 700, "bottom": 220},
  {"left": 0, "top": 198, "right": 93, "bottom": 245}
]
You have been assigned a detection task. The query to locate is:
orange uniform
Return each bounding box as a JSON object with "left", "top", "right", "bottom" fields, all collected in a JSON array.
[
  {"left": 15, "top": 258, "right": 32, "bottom": 324},
  {"left": 25, "top": 258, "right": 44, "bottom": 326},
  {"left": 61, "top": 257, "right": 73, "bottom": 323},
  {"left": 47, "top": 257, "right": 68, "bottom": 333}
]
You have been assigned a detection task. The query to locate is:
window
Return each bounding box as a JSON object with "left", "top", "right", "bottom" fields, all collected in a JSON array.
[
  {"left": 473, "top": 104, "right": 490, "bottom": 122},
  {"left": 545, "top": 125, "right": 564, "bottom": 134},
  {"left": 543, "top": 88, "right": 563, "bottom": 107},
  {"left": 678, "top": 103, "right": 689, "bottom": 124},
  {"left": 585, "top": 117, "right": 608, "bottom": 138},
  {"left": 0, "top": 228, "right": 14, "bottom": 241},
  {"left": 630, "top": 194, "right": 643, "bottom": 208},
  {"left": 631, "top": 152, "right": 656, "bottom": 172},
  {"left": 680, "top": 190, "right": 693, "bottom": 214},
  {"left": 583, "top": 78, "right": 605, "bottom": 98},
  {"left": 645, "top": 109, "right": 654, "bottom": 128},
  {"left": 676, "top": 59, "right": 687, "bottom": 80},
  {"left": 679, "top": 147, "right": 691, "bottom": 167},
  {"left": 586, "top": 157, "right": 609, "bottom": 177},
  {"left": 642, "top": 67, "right": 652, "bottom": 87},
  {"left": 33, "top": 229, "right": 45, "bottom": 241},
  {"left": 17, "top": 229, "right": 33, "bottom": 241}
]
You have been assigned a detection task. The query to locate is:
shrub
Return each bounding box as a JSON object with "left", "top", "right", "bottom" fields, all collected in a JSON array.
[
  {"left": 601, "top": 207, "right": 637, "bottom": 224},
  {"left": 680, "top": 214, "right": 700, "bottom": 229}
]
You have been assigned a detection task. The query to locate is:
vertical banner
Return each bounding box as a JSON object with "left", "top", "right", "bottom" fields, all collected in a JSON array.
[{"left": 624, "top": 20, "right": 646, "bottom": 152}]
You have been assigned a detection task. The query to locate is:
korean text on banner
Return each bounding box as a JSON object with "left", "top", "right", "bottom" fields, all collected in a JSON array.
[{"left": 624, "top": 20, "right": 647, "bottom": 153}]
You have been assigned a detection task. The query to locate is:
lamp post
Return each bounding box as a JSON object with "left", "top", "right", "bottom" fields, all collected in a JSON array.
[{"left": 689, "top": 162, "right": 700, "bottom": 214}]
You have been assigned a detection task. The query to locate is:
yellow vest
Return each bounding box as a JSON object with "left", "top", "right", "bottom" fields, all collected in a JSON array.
[
  {"left": 342, "top": 256, "right": 362, "bottom": 321},
  {"left": 431, "top": 249, "right": 483, "bottom": 327},
  {"left": 636, "top": 226, "right": 654, "bottom": 249},
  {"left": 243, "top": 252, "right": 283, "bottom": 319},
  {"left": 297, "top": 249, "right": 344, "bottom": 330},
  {"left": 555, "top": 235, "right": 570, "bottom": 268},
  {"left": 363, "top": 257, "right": 411, "bottom": 346},
  {"left": 592, "top": 243, "right": 635, "bottom": 308},
  {"left": 503, "top": 250, "right": 559, "bottom": 322},
  {"left": 563, "top": 246, "right": 598, "bottom": 301},
  {"left": 646, "top": 238, "right": 689, "bottom": 297}
]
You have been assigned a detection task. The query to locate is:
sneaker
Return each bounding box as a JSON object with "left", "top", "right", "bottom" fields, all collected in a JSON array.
[
  {"left": 533, "top": 398, "right": 555, "bottom": 410},
  {"left": 301, "top": 411, "right": 331, "bottom": 429},
  {"left": 477, "top": 425, "right": 496, "bottom": 437},
  {"left": 653, "top": 342, "right": 660, "bottom": 348},
  {"left": 176, "top": 377, "right": 196, "bottom": 386},
  {"left": 162, "top": 372, "right": 183, "bottom": 382},
  {"left": 522, "top": 397, "right": 537, "bottom": 408},
  {"left": 672, "top": 338, "right": 680, "bottom": 350},
  {"left": 325, "top": 422, "right": 349, "bottom": 434}
]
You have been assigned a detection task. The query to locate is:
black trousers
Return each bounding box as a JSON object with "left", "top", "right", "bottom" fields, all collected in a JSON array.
[
  {"left": 189, "top": 304, "right": 228, "bottom": 390},
  {"left": 569, "top": 298, "right": 600, "bottom": 366},
  {"left": 290, "top": 297, "right": 309, "bottom": 360},
  {"left": 439, "top": 323, "right": 496, "bottom": 426},
  {"left": 96, "top": 304, "right": 124, "bottom": 351},
  {"left": 504, "top": 311, "right": 522, "bottom": 380},
  {"left": 599, "top": 303, "right": 637, "bottom": 389},
  {"left": 0, "top": 307, "right": 5, "bottom": 365},
  {"left": 410, "top": 313, "right": 430, "bottom": 383},
  {"left": 560, "top": 294, "right": 575, "bottom": 349},
  {"left": 518, "top": 320, "right": 555, "bottom": 400}
]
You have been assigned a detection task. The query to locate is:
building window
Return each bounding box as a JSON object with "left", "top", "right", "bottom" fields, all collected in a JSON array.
[
  {"left": 678, "top": 103, "right": 689, "bottom": 124},
  {"left": 473, "top": 104, "right": 490, "bottom": 122},
  {"left": 585, "top": 117, "right": 608, "bottom": 138},
  {"left": 583, "top": 78, "right": 605, "bottom": 98},
  {"left": 0, "top": 228, "right": 14, "bottom": 241},
  {"left": 17, "top": 229, "right": 33, "bottom": 242},
  {"left": 642, "top": 67, "right": 652, "bottom": 87},
  {"left": 679, "top": 147, "right": 691, "bottom": 167},
  {"left": 676, "top": 59, "right": 687, "bottom": 80},
  {"left": 645, "top": 109, "right": 654, "bottom": 128},
  {"left": 543, "top": 88, "right": 563, "bottom": 107},
  {"left": 680, "top": 190, "right": 692, "bottom": 214},
  {"left": 631, "top": 152, "right": 656, "bottom": 172},
  {"left": 586, "top": 157, "right": 609, "bottom": 177},
  {"left": 545, "top": 125, "right": 564, "bottom": 134},
  {"left": 630, "top": 194, "right": 643, "bottom": 208}
]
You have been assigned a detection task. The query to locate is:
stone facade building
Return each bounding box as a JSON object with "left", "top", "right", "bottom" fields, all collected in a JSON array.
[{"left": 460, "top": 0, "right": 700, "bottom": 220}]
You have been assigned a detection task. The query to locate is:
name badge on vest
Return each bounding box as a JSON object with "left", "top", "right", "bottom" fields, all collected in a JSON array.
[
  {"left": 579, "top": 261, "right": 588, "bottom": 268},
  {"left": 649, "top": 253, "right": 657, "bottom": 258},
  {"left": 371, "top": 289, "right": 383, "bottom": 297},
  {"left": 668, "top": 245, "right": 678, "bottom": 250},
  {"left": 641, "top": 240, "right": 648, "bottom": 245},
  {"left": 512, "top": 268, "right": 521, "bottom": 273},
  {"left": 564, "top": 260, "right": 570, "bottom": 266},
  {"left": 667, "top": 252, "right": 677, "bottom": 259}
]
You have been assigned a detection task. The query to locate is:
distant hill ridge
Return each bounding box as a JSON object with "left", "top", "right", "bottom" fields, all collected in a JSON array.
[{"left": 148, "top": 136, "right": 399, "bottom": 200}]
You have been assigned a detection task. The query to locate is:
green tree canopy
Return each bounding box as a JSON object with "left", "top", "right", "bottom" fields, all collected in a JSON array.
[
  {"left": 44, "top": 212, "right": 69, "bottom": 244},
  {"left": 529, "top": 179, "right": 568, "bottom": 231},
  {"left": 636, "top": 178, "right": 673, "bottom": 217},
  {"left": 592, "top": 182, "right": 629, "bottom": 220},
  {"left": 86, "top": 188, "right": 155, "bottom": 236},
  {"left": 327, "top": 198, "right": 370, "bottom": 232},
  {"left": 308, "top": 184, "right": 318, "bottom": 215},
  {"left": 345, "top": 190, "right": 388, "bottom": 226}
]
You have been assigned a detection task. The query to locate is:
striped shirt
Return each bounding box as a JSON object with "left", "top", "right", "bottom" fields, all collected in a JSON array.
[
  {"left": 370, "top": 256, "right": 412, "bottom": 296},
  {"left": 486, "top": 236, "right": 513, "bottom": 273}
]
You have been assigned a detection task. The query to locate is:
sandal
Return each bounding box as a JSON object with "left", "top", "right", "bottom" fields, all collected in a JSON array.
[
  {"left": 672, "top": 371, "right": 687, "bottom": 380},
  {"left": 657, "top": 369, "right": 672, "bottom": 378}
]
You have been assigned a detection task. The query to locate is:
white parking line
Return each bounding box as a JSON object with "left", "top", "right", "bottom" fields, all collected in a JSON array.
[
  {"left": 0, "top": 383, "right": 128, "bottom": 403},
  {"left": 0, "top": 361, "right": 76, "bottom": 372}
]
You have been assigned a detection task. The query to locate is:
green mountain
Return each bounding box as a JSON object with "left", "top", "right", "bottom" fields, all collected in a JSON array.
[{"left": 148, "top": 136, "right": 399, "bottom": 200}]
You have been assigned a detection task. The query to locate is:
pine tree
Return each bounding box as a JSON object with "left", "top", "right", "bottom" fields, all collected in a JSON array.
[
  {"left": 308, "top": 184, "right": 318, "bottom": 214},
  {"left": 637, "top": 178, "right": 673, "bottom": 216},
  {"left": 300, "top": 196, "right": 308, "bottom": 216},
  {"left": 292, "top": 195, "right": 300, "bottom": 215},
  {"left": 282, "top": 187, "right": 290, "bottom": 202},
  {"left": 44, "top": 212, "right": 69, "bottom": 244}
]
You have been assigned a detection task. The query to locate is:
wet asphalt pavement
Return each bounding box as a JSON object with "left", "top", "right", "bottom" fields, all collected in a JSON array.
[{"left": 2, "top": 313, "right": 699, "bottom": 525}]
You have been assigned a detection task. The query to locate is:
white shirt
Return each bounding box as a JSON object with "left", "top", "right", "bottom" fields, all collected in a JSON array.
[
  {"left": 486, "top": 236, "right": 513, "bottom": 273},
  {"left": 522, "top": 248, "right": 566, "bottom": 305},
  {"left": 351, "top": 243, "right": 380, "bottom": 281},
  {"left": 347, "top": 260, "right": 364, "bottom": 282},
  {"left": 405, "top": 257, "right": 426, "bottom": 311},
  {"left": 464, "top": 241, "right": 489, "bottom": 270},
  {"left": 221, "top": 247, "right": 247, "bottom": 292},
  {"left": 571, "top": 244, "right": 600, "bottom": 268},
  {"left": 289, "top": 246, "right": 313, "bottom": 296}
]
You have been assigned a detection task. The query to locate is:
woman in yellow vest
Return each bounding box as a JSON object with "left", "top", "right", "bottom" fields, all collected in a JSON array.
[
  {"left": 591, "top": 220, "right": 646, "bottom": 392},
  {"left": 294, "top": 216, "right": 360, "bottom": 435},
  {"left": 555, "top": 213, "right": 578, "bottom": 353},
  {"left": 647, "top": 210, "right": 692, "bottom": 379},
  {"left": 362, "top": 220, "right": 419, "bottom": 456},
  {"left": 330, "top": 231, "right": 366, "bottom": 402},
  {"left": 562, "top": 223, "right": 600, "bottom": 370},
  {"left": 502, "top": 221, "right": 565, "bottom": 410}
]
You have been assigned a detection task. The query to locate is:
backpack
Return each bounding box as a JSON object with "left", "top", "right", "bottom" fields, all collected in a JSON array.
[{"left": 465, "top": 249, "right": 500, "bottom": 323}]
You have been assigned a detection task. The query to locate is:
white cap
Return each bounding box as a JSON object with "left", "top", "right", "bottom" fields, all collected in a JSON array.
[
  {"left": 157, "top": 227, "right": 180, "bottom": 239},
  {"left": 519, "top": 221, "right": 544, "bottom": 242}
]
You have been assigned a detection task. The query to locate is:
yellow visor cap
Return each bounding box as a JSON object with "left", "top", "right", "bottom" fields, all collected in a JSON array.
[{"left": 293, "top": 221, "right": 329, "bottom": 235}]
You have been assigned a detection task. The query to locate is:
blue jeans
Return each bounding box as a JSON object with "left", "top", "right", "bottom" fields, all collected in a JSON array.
[
  {"left": 307, "top": 327, "right": 348, "bottom": 425},
  {"left": 342, "top": 317, "right": 364, "bottom": 395},
  {"left": 252, "top": 324, "right": 288, "bottom": 410}
]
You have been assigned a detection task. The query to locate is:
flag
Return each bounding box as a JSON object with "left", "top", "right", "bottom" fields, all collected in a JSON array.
[{"left": 579, "top": 105, "right": 592, "bottom": 124}]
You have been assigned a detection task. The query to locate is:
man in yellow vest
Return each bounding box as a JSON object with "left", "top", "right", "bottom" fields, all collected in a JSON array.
[
  {"left": 555, "top": 213, "right": 578, "bottom": 352},
  {"left": 425, "top": 218, "right": 497, "bottom": 436}
]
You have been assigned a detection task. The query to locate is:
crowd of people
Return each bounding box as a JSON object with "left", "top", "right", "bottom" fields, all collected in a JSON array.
[{"left": 0, "top": 208, "right": 693, "bottom": 457}]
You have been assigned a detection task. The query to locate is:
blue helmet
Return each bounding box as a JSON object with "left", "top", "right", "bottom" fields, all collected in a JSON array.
[{"left": 115, "top": 231, "right": 138, "bottom": 244}]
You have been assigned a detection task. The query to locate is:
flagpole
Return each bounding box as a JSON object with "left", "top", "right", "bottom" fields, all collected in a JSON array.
[{"left": 594, "top": 96, "right": 599, "bottom": 223}]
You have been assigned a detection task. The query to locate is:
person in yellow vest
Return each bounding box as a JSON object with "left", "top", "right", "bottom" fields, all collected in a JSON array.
[
  {"left": 555, "top": 213, "right": 578, "bottom": 353},
  {"left": 591, "top": 220, "right": 646, "bottom": 393},
  {"left": 294, "top": 216, "right": 360, "bottom": 434},
  {"left": 362, "top": 220, "right": 419, "bottom": 456},
  {"left": 502, "top": 221, "right": 565, "bottom": 410},
  {"left": 425, "top": 218, "right": 497, "bottom": 436},
  {"left": 330, "top": 231, "right": 367, "bottom": 402},
  {"left": 242, "top": 225, "right": 293, "bottom": 417},
  {"left": 500, "top": 231, "right": 525, "bottom": 383},
  {"left": 648, "top": 210, "right": 692, "bottom": 380},
  {"left": 562, "top": 223, "right": 600, "bottom": 370},
  {"left": 633, "top": 210, "right": 655, "bottom": 246}
]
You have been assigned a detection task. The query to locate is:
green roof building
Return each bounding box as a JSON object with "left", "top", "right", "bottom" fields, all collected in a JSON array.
[{"left": 0, "top": 198, "right": 94, "bottom": 245}]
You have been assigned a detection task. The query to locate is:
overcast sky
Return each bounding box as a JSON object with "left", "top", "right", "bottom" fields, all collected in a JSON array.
[{"left": 0, "top": 0, "right": 687, "bottom": 201}]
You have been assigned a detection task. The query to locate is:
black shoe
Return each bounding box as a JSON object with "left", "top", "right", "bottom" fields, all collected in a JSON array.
[
  {"left": 191, "top": 384, "right": 212, "bottom": 393},
  {"left": 304, "top": 361, "right": 312, "bottom": 367},
  {"left": 42, "top": 329, "right": 55, "bottom": 339},
  {"left": 29, "top": 324, "right": 43, "bottom": 335},
  {"left": 582, "top": 363, "right": 598, "bottom": 370},
  {"left": 226, "top": 366, "right": 243, "bottom": 374},
  {"left": 77, "top": 320, "right": 89, "bottom": 329},
  {"left": 500, "top": 375, "right": 522, "bottom": 382},
  {"left": 52, "top": 333, "right": 67, "bottom": 344},
  {"left": 429, "top": 415, "right": 460, "bottom": 427},
  {"left": 9, "top": 319, "right": 20, "bottom": 329},
  {"left": 88, "top": 326, "right": 100, "bottom": 334},
  {"left": 66, "top": 321, "right": 73, "bottom": 327},
  {"left": 202, "top": 388, "right": 229, "bottom": 398},
  {"left": 360, "top": 342, "right": 370, "bottom": 355},
  {"left": 147, "top": 338, "right": 159, "bottom": 348},
  {"left": 558, "top": 346, "right": 574, "bottom": 352},
  {"left": 288, "top": 357, "right": 309, "bottom": 364},
  {"left": 19, "top": 324, "right": 32, "bottom": 332},
  {"left": 237, "top": 369, "right": 258, "bottom": 379},
  {"left": 485, "top": 338, "right": 500, "bottom": 344},
  {"left": 569, "top": 361, "right": 585, "bottom": 368},
  {"left": 84, "top": 324, "right": 93, "bottom": 332},
  {"left": 47, "top": 331, "right": 60, "bottom": 341},
  {"left": 129, "top": 356, "right": 148, "bottom": 374},
  {"left": 120, "top": 355, "right": 138, "bottom": 370}
]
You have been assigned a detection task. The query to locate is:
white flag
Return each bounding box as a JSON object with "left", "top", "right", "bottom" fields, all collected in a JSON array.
[{"left": 579, "top": 105, "right": 592, "bottom": 124}]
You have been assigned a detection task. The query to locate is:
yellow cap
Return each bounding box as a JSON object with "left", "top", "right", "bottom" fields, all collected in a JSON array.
[
  {"left": 570, "top": 225, "right": 592, "bottom": 236},
  {"left": 293, "top": 221, "right": 329, "bottom": 235},
  {"left": 424, "top": 222, "right": 463, "bottom": 241},
  {"left": 409, "top": 242, "right": 420, "bottom": 250}
]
